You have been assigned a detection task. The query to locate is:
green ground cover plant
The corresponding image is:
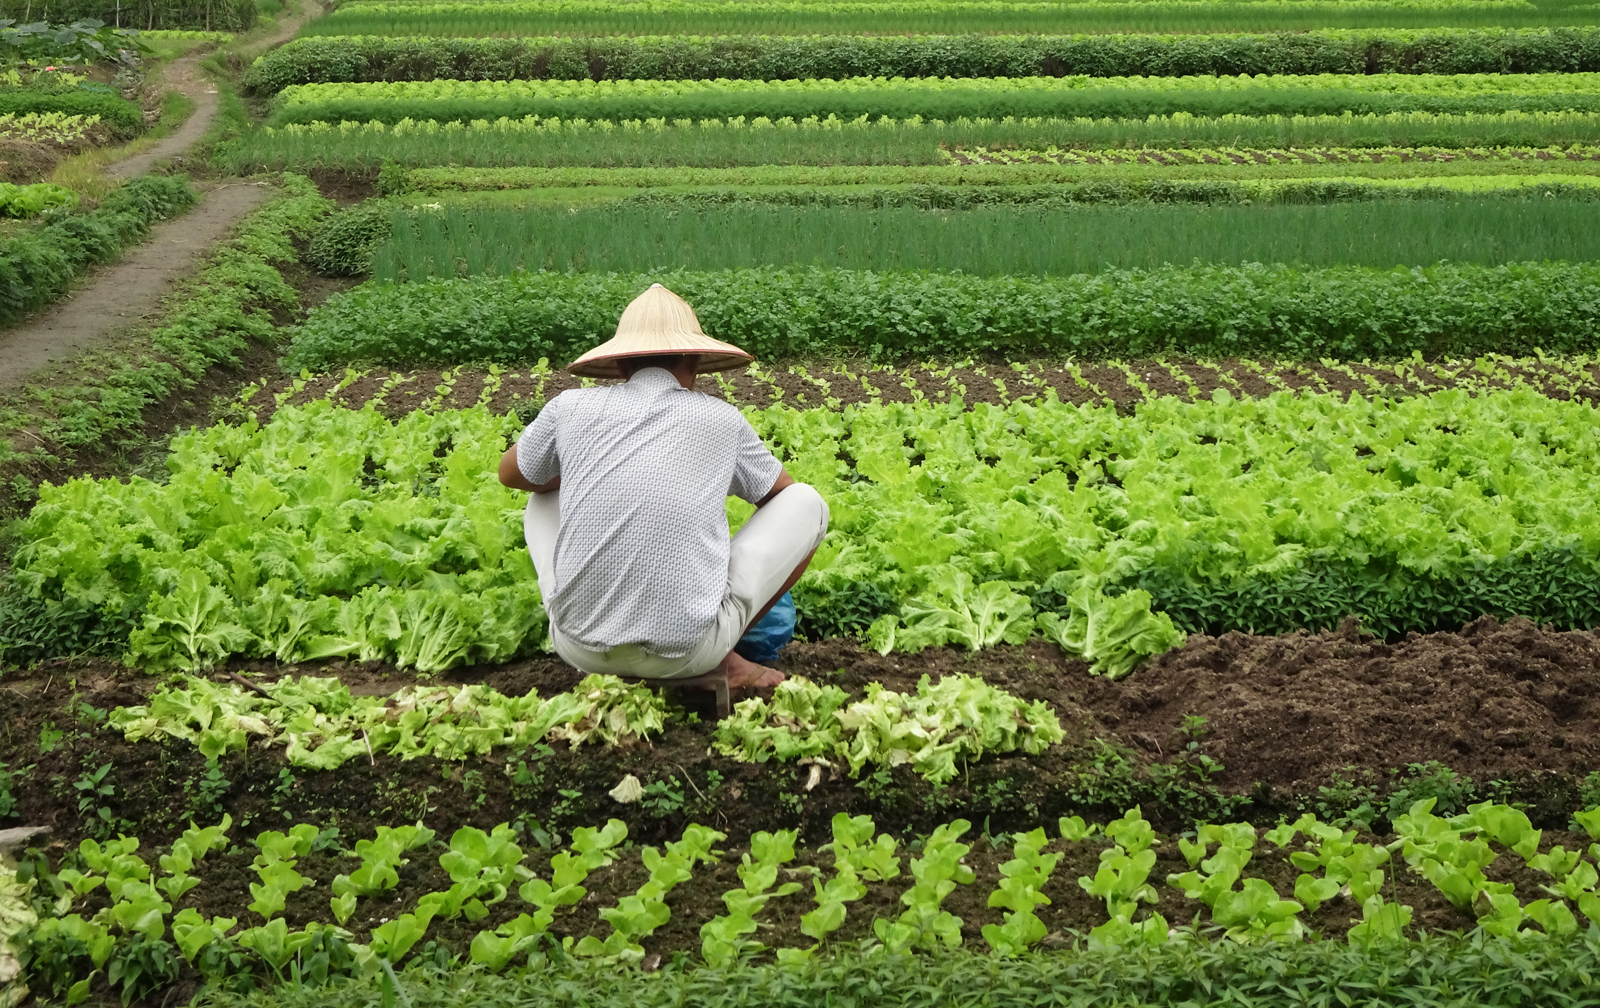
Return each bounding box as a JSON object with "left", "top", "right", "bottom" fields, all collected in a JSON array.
[
  {"left": 265, "top": 72, "right": 1600, "bottom": 128},
  {"left": 241, "top": 28, "right": 1600, "bottom": 93},
  {"left": 219, "top": 110, "right": 1600, "bottom": 170},
  {"left": 300, "top": 0, "right": 1600, "bottom": 40},
  {"left": 0, "top": 181, "right": 77, "bottom": 217},
  {"left": 282, "top": 262, "right": 1600, "bottom": 371},
  {"left": 360, "top": 199, "right": 1600, "bottom": 279},
  {"left": 17, "top": 803, "right": 1600, "bottom": 1005},
  {"left": 0, "top": 174, "right": 194, "bottom": 326},
  {"left": 12, "top": 388, "right": 1600, "bottom": 671},
  {"left": 194, "top": 932, "right": 1600, "bottom": 1008}
]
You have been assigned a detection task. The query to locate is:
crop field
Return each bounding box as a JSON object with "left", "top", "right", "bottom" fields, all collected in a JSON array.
[
  {"left": 303, "top": 0, "right": 1600, "bottom": 37},
  {"left": 13, "top": 0, "right": 1600, "bottom": 1003}
]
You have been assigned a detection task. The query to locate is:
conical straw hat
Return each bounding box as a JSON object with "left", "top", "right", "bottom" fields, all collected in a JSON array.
[{"left": 567, "top": 284, "right": 754, "bottom": 379}]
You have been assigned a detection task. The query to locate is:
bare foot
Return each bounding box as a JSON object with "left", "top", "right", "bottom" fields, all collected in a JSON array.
[{"left": 719, "top": 651, "right": 785, "bottom": 689}]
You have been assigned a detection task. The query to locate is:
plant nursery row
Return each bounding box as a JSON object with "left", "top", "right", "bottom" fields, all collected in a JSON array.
[{"left": 240, "top": 27, "right": 1600, "bottom": 92}]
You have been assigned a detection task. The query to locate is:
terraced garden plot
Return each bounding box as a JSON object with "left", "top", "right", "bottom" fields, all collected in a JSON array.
[
  {"left": 16, "top": 382, "right": 1600, "bottom": 677},
  {"left": 392, "top": 153, "right": 1600, "bottom": 191},
  {"left": 303, "top": 0, "right": 1600, "bottom": 37},
  {"left": 353, "top": 199, "right": 1600, "bottom": 279},
  {"left": 238, "top": 27, "right": 1600, "bottom": 92},
  {"left": 282, "top": 262, "right": 1600, "bottom": 367},
  {"left": 220, "top": 111, "right": 1600, "bottom": 171},
  {"left": 17, "top": 0, "right": 1600, "bottom": 1001},
  {"left": 263, "top": 72, "right": 1600, "bottom": 129},
  {"left": 11, "top": 615, "right": 1600, "bottom": 999},
  {"left": 250, "top": 355, "right": 1600, "bottom": 417},
  {"left": 376, "top": 175, "right": 1600, "bottom": 214}
]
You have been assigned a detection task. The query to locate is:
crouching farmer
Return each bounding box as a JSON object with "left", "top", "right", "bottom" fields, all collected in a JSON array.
[{"left": 497, "top": 284, "right": 829, "bottom": 689}]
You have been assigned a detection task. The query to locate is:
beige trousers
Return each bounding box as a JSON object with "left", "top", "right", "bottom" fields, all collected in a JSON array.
[{"left": 524, "top": 483, "right": 830, "bottom": 679}]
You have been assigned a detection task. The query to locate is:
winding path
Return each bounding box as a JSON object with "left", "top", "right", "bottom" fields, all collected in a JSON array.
[{"left": 0, "top": 7, "right": 314, "bottom": 392}]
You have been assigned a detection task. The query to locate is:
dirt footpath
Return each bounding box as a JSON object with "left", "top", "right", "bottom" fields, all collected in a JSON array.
[
  {"left": 0, "top": 183, "right": 273, "bottom": 392},
  {"left": 0, "top": 7, "right": 312, "bottom": 393}
]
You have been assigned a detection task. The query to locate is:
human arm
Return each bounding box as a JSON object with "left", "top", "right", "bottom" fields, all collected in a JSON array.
[
  {"left": 498, "top": 446, "right": 560, "bottom": 493},
  {"left": 498, "top": 402, "right": 561, "bottom": 493},
  {"left": 755, "top": 468, "right": 795, "bottom": 507}
]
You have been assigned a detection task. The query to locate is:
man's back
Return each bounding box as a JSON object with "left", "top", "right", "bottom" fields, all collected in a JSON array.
[{"left": 516, "top": 367, "right": 783, "bottom": 657}]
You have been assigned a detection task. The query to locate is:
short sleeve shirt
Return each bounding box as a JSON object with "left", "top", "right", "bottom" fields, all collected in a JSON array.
[{"left": 517, "top": 368, "right": 784, "bottom": 657}]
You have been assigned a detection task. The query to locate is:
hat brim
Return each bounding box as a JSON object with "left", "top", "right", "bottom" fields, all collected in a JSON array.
[{"left": 566, "top": 347, "right": 754, "bottom": 380}]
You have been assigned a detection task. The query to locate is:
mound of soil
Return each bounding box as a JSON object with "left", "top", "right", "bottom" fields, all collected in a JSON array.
[
  {"left": 0, "top": 138, "right": 61, "bottom": 184},
  {"left": 1081, "top": 615, "right": 1600, "bottom": 795},
  {"left": 780, "top": 614, "right": 1600, "bottom": 802}
]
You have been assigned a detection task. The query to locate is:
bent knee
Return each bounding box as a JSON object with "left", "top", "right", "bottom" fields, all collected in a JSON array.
[{"left": 775, "top": 482, "right": 830, "bottom": 541}]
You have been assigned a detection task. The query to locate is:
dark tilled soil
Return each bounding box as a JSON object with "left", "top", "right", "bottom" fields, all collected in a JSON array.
[
  {"left": 239, "top": 823, "right": 1586, "bottom": 957},
  {"left": 1084, "top": 616, "right": 1600, "bottom": 798},
  {"left": 7, "top": 617, "right": 1600, "bottom": 971}
]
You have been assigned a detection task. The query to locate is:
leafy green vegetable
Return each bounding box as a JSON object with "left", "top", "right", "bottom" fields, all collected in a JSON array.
[
  {"left": 15, "top": 400, "right": 547, "bottom": 673},
  {"left": 1035, "top": 584, "right": 1185, "bottom": 679},
  {"left": 108, "top": 673, "right": 668, "bottom": 768},
  {"left": 713, "top": 674, "right": 1064, "bottom": 784}
]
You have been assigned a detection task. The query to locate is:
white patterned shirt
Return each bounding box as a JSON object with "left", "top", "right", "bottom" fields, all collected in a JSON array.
[{"left": 516, "top": 368, "right": 785, "bottom": 657}]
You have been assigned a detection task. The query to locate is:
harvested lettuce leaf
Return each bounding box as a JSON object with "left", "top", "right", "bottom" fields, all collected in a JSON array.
[{"left": 711, "top": 677, "right": 849, "bottom": 763}]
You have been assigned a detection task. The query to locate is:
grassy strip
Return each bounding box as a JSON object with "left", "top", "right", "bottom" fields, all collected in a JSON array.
[
  {"left": 0, "top": 175, "right": 195, "bottom": 325},
  {"left": 283, "top": 262, "right": 1600, "bottom": 371},
  {"left": 393, "top": 160, "right": 1600, "bottom": 189},
  {"left": 0, "top": 174, "right": 331, "bottom": 517},
  {"left": 394, "top": 155, "right": 1600, "bottom": 191},
  {"left": 203, "top": 932, "right": 1600, "bottom": 1008},
  {"left": 301, "top": 0, "right": 1600, "bottom": 38},
  {"left": 243, "top": 27, "right": 1600, "bottom": 93},
  {"left": 265, "top": 77, "right": 1600, "bottom": 129},
  {"left": 220, "top": 110, "right": 1600, "bottom": 170},
  {"left": 361, "top": 199, "right": 1600, "bottom": 281},
  {"left": 385, "top": 176, "right": 1600, "bottom": 212}
]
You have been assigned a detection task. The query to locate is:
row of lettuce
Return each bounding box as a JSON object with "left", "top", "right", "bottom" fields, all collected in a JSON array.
[
  {"left": 9, "top": 383, "right": 1600, "bottom": 673},
  {"left": 262, "top": 71, "right": 1600, "bottom": 128},
  {"left": 16, "top": 798, "right": 1600, "bottom": 1003},
  {"left": 107, "top": 670, "right": 1062, "bottom": 783}
]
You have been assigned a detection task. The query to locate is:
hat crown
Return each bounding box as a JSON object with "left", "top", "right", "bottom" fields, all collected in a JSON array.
[
  {"left": 564, "top": 283, "right": 755, "bottom": 379},
  {"left": 615, "top": 283, "right": 704, "bottom": 341}
]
